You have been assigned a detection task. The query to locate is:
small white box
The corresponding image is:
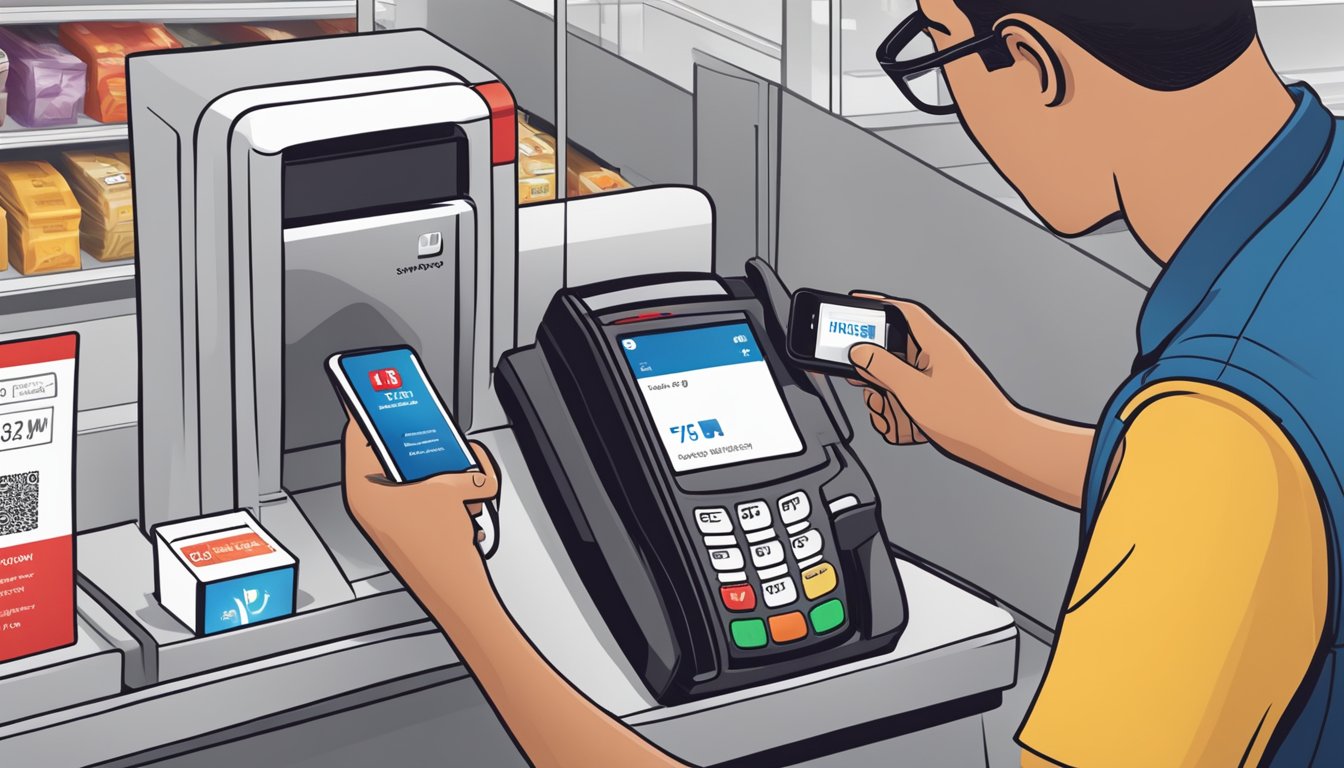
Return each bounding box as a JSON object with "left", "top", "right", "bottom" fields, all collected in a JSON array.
[{"left": 153, "top": 510, "right": 298, "bottom": 636}]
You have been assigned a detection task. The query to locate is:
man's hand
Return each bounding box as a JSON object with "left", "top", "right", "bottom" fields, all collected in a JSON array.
[
  {"left": 847, "top": 293, "right": 1014, "bottom": 460},
  {"left": 340, "top": 415, "right": 500, "bottom": 591},
  {"left": 847, "top": 293, "right": 1095, "bottom": 508}
]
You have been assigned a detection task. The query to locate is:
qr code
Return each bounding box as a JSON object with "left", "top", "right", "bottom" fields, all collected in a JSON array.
[{"left": 0, "top": 471, "right": 39, "bottom": 537}]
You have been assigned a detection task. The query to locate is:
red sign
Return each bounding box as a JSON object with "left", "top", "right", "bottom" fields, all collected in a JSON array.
[
  {"left": 0, "top": 332, "right": 77, "bottom": 664},
  {"left": 368, "top": 368, "right": 403, "bottom": 392},
  {"left": 0, "top": 536, "right": 74, "bottom": 662}
]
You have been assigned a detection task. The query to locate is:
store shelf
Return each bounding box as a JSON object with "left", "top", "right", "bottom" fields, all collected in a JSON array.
[
  {"left": 0, "top": 115, "right": 128, "bottom": 152},
  {"left": 0, "top": 252, "right": 135, "bottom": 297},
  {"left": 0, "top": 2, "right": 356, "bottom": 25}
]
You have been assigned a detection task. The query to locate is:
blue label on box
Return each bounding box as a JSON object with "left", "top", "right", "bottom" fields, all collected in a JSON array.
[{"left": 201, "top": 568, "right": 295, "bottom": 634}]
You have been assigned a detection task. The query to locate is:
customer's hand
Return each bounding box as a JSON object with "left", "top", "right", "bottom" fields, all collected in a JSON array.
[
  {"left": 848, "top": 293, "right": 1015, "bottom": 460},
  {"left": 340, "top": 414, "right": 500, "bottom": 587}
]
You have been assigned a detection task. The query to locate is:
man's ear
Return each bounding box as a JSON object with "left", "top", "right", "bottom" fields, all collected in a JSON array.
[{"left": 995, "top": 20, "right": 1067, "bottom": 107}]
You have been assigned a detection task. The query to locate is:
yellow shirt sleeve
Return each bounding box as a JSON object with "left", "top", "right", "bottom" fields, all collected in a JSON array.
[{"left": 1017, "top": 382, "right": 1328, "bottom": 768}]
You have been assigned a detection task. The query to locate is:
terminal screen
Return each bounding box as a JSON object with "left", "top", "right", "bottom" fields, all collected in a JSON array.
[
  {"left": 814, "top": 302, "right": 888, "bottom": 364},
  {"left": 621, "top": 322, "right": 803, "bottom": 473}
]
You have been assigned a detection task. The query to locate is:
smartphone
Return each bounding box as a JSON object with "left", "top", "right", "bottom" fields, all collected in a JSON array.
[
  {"left": 327, "top": 345, "right": 498, "bottom": 556},
  {"left": 786, "top": 289, "right": 909, "bottom": 377}
]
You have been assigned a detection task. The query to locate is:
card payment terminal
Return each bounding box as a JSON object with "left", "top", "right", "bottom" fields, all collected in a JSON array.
[{"left": 498, "top": 260, "right": 907, "bottom": 703}]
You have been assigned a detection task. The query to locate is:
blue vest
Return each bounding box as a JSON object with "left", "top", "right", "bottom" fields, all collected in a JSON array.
[{"left": 1081, "top": 85, "right": 1344, "bottom": 764}]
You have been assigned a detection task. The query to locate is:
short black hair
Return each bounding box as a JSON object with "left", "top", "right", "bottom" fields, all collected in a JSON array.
[{"left": 953, "top": 0, "right": 1259, "bottom": 90}]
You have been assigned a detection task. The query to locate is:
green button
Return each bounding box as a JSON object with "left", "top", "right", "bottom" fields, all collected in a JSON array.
[
  {"left": 730, "top": 619, "right": 768, "bottom": 649},
  {"left": 809, "top": 599, "right": 846, "bottom": 634}
]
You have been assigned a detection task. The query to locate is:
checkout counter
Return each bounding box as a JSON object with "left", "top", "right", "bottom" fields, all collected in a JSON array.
[{"left": 0, "top": 31, "right": 1016, "bottom": 767}]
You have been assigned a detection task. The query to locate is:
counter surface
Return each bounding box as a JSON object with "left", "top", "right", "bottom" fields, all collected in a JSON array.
[{"left": 0, "top": 423, "right": 1017, "bottom": 767}]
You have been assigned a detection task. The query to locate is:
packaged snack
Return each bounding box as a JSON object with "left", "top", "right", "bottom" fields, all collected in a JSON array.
[
  {"left": 209, "top": 22, "right": 312, "bottom": 44},
  {"left": 0, "top": 161, "right": 82, "bottom": 275},
  {"left": 0, "top": 27, "right": 87, "bottom": 128},
  {"left": 311, "top": 18, "right": 358, "bottom": 36},
  {"left": 164, "top": 24, "right": 227, "bottom": 48},
  {"left": 518, "top": 133, "right": 556, "bottom": 178},
  {"left": 58, "top": 22, "right": 181, "bottom": 123},
  {"left": 565, "top": 146, "right": 605, "bottom": 197},
  {"left": 57, "top": 150, "right": 135, "bottom": 261},
  {"left": 518, "top": 176, "right": 554, "bottom": 204},
  {"left": 579, "top": 169, "right": 633, "bottom": 194}
]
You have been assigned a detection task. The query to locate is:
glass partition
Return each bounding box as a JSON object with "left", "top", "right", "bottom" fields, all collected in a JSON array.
[{"left": 786, "top": 0, "right": 945, "bottom": 119}]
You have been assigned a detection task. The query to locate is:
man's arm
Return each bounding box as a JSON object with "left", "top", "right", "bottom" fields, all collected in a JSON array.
[
  {"left": 964, "top": 406, "right": 1095, "bottom": 510},
  {"left": 340, "top": 423, "right": 689, "bottom": 768},
  {"left": 395, "top": 552, "right": 691, "bottom": 768}
]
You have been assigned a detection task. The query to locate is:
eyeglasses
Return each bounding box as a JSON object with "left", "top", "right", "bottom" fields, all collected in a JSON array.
[{"left": 876, "top": 10, "right": 1013, "bottom": 115}]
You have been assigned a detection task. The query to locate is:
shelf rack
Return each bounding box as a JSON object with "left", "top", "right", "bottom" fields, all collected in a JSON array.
[
  {"left": 0, "top": 1, "right": 360, "bottom": 295},
  {"left": 0, "top": 2, "right": 355, "bottom": 25},
  {"left": 0, "top": 253, "right": 135, "bottom": 297}
]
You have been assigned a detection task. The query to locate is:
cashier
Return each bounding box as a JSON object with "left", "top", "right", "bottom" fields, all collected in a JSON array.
[{"left": 342, "top": 0, "right": 1344, "bottom": 766}]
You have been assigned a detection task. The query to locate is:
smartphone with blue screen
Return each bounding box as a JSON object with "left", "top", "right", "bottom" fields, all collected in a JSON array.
[{"left": 327, "top": 345, "right": 497, "bottom": 555}]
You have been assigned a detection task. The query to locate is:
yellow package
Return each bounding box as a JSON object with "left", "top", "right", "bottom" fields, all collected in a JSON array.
[
  {"left": 518, "top": 134, "right": 556, "bottom": 178},
  {"left": 58, "top": 151, "right": 135, "bottom": 261},
  {"left": 11, "top": 230, "right": 81, "bottom": 275},
  {"left": 0, "top": 161, "right": 82, "bottom": 274},
  {"left": 518, "top": 176, "right": 554, "bottom": 204}
]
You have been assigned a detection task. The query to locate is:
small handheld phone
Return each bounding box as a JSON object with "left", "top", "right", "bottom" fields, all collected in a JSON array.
[
  {"left": 786, "top": 289, "right": 909, "bottom": 377},
  {"left": 327, "top": 345, "right": 498, "bottom": 558}
]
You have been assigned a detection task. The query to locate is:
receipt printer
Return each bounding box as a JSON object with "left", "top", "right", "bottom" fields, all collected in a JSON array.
[{"left": 498, "top": 261, "right": 907, "bottom": 703}]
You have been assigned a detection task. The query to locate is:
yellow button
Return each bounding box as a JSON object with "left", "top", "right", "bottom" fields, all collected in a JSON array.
[{"left": 801, "top": 562, "right": 837, "bottom": 600}]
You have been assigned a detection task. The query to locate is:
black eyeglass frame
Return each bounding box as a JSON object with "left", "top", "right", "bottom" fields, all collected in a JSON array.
[{"left": 876, "top": 10, "right": 1014, "bottom": 115}]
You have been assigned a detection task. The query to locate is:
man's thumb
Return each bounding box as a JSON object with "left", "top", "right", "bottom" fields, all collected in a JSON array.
[{"left": 850, "top": 343, "right": 914, "bottom": 391}]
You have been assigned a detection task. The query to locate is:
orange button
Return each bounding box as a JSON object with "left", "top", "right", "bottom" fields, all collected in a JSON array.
[{"left": 768, "top": 612, "right": 808, "bottom": 644}]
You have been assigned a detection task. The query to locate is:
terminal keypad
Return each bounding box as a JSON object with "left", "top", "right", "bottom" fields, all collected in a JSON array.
[{"left": 693, "top": 489, "right": 849, "bottom": 652}]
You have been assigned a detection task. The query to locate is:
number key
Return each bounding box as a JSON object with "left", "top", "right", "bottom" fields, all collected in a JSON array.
[
  {"left": 736, "top": 500, "right": 772, "bottom": 532},
  {"left": 778, "top": 491, "right": 811, "bottom": 525},
  {"left": 762, "top": 576, "right": 798, "bottom": 608},
  {"left": 694, "top": 507, "right": 733, "bottom": 535},
  {"left": 750, "top": 540, "right": 785, "bottom": 568},
  {"left": 709, "top": 548, "right": 744, "bottom": 571},
  {"left": 790, "top": 530, "right": 823, "bottom": 561}
]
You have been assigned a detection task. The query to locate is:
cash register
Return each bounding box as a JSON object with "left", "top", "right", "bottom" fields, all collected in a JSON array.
[{"left": 498, "top": 260, "right": 908, "bottom": 703}]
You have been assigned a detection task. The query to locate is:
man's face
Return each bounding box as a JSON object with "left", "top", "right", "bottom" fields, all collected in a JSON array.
[{"left": 917, "top": 0, "right": 1118, "bottom": 235}]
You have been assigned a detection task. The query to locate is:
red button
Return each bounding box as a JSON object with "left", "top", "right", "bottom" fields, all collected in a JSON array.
[{"left": 720, "top": 584, "right": 756, "bottom": 612}]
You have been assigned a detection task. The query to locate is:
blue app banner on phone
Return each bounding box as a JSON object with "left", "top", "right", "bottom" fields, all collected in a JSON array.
[{"left": 341, "top": 348, "right": 474, "bottom": 482}]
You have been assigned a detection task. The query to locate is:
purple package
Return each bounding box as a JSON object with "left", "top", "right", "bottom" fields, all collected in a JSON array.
[{"left": 0, "top": 26, "right": 87, "bottom": 128}]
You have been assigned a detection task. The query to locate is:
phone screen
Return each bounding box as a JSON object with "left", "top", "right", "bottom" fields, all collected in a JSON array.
[
  {"left": 814, "top": 302, "right": 888, "bottom": 364},
  {"left": 338, "top": 348, "right": 475, "bottom": 482}
]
